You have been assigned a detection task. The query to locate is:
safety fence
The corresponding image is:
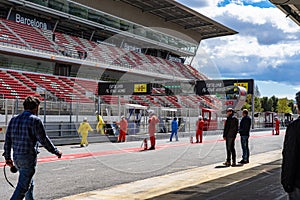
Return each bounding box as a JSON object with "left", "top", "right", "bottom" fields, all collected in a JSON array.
[{"left": 0, "top": 98, "right": 286, "bottom": 137}]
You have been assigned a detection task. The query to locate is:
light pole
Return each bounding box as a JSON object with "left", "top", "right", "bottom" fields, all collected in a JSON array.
[{"left": 44, "top": 90, "right": 47, "bottom": 124}]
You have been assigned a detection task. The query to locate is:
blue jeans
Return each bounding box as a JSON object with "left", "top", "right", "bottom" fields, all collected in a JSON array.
[
  {"left": 240, "top": 136, "right": 250, "bottom": 161},
  {"left": 11, "top": 154, "right": 37, "bottom": 200},
  {"left": 289, "top": 187, "right": 300, "bottom": 200},
  {"left": 170, "top": 130, "right": 178, "bottom": 141}
]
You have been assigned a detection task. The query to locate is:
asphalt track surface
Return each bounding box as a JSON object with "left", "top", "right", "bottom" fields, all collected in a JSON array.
[{"left": 0, "top": 130, "right": 286, "bottom": 200}]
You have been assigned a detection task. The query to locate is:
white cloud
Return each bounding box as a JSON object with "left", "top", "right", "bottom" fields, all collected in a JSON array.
[
  {"left": 188, "top": 1, "right": 300, "bottom": 79},
  {"left": 178, "top": 0, "right": 300, "bottom": 97},
  {"left": 198, "top": 3, "right": 299, "bottom": 33},
  {"left": 256, "top": 80, "right": 298, "bottom": 99}
]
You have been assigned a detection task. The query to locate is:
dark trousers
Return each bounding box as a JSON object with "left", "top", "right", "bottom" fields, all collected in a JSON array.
[
  {"left": 289, "top": 187, "right": 300, "bottom": 200},
  {"left": 226, "top": 137, "right": 236, "bottom": 163},
  {"left": 240, "top": 135, "right": 249, "bottom": 161}
]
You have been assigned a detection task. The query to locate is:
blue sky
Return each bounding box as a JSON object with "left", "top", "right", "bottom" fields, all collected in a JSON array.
[{"left": 177, "top": 0, "right": 300, "bottom": 99}]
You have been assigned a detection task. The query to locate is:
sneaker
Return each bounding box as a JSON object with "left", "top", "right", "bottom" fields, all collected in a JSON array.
[
  {"left": 223, "top": 161, "right": 231, "bottom": 166},
  {"left": 80, "top": 144, "right": 84, "bottom": 147}
]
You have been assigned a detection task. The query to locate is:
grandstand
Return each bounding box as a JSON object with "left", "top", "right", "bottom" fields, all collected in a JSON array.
[{"left": 0, "top": 0, "right": 237, "bottom": 136}]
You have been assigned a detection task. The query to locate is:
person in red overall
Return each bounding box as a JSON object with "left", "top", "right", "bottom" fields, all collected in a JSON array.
[
  {"left": 148, "top": 112, "right": 160, "bottom": 150},
  {"left": 117, "top": 116, "right": 128, "bottom": 142},
  {"left": 275, "top": 117, "right": 280, "bottom": 135},
  {"left": 196, "top": 116, "right": 205, "bottom": 143}
]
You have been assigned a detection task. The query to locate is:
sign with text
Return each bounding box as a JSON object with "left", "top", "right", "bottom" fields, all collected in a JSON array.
[
  {"left": 195, "top": 79, "right": 254, "bottom": 95},
  {"left": 98, "top": 82, "right": 190, "bottom": 96},
  {"left": 134, "top": 84, "right": 147, "bottom": 93},
  {"left": 98, "top": 82, "right": 151, "bottom": 95}
]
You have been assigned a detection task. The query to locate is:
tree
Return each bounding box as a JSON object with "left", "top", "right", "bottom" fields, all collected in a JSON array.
[
  {"left": 260, "top": 97, "right": 267, "bottom": 111},
  {"left": 288, "top": 100, "right": 297, "bottom": 114},
  {"left": 242, "top": 94, "right": 253, "bottom": 111},
  {"left": 277, "top": 98, "right": 292, "bottom": 114},
  {"left": 260, "top": 97, "right": 273, "bottom": 112},
  {"left": 254, "top": 85, "right": 261, "bottom": 97},
  {"left": 267, "top": 98, "right": 274, "bottom": 112},
  {"left": 254, "top": 96, "right": 263, "bottom": 112},
  {"left": 270, "top": 95, "right": 278, "bottom": 112}
]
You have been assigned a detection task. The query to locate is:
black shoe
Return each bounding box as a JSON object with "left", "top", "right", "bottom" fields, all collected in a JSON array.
[
  {"left": 238, "top": 160, "right": 248, "bottom": 164},
  {"left": 80, "top": 144, "right": 84, "bottom": 147},
  {"left": 148, "top": 146, "right": 155, "bottom": 150},
  {"left": 223, "top": 161, "right": 231, "bottom": 166},
  {"left": 231, "top": 162, "right": 237, "bottom": 167}
]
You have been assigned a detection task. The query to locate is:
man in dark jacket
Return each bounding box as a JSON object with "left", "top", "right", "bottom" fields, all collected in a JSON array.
[
  {"left": 238, "top": 109, "right": 252, "bottom": 164},
  {"left": 281, "top": 91, "right": 300, "bottom": 199},
  {"left": 223, "top": 107, "right": 239, "bottom": 166}
]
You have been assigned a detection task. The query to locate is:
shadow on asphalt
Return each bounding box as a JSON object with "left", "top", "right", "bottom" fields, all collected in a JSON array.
[{"left": 149, "top": 160, "right": 287, "bottom": 200}]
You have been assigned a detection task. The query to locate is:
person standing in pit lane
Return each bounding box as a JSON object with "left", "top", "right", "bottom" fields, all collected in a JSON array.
[
  {"left": 223, "top": 108, "right": 239, "bottom": 167},
  {"left": 148, "top": 111, "right": 160, "bottom": 150},
  {"left": 281, "top": 91, "right": 300, "bottom": 199},
  {"left": 238, "top": 109, "right": 252, "bottom": 164},
  {"left": 195, "top": 116, "right": 204, "bottom": 143},
  {"left": 116, "top": 115, "right": 128, "bottom": 142}
]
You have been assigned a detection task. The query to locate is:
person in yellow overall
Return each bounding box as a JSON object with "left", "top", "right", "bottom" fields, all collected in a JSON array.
[
  {"left": 78, "top": 117, "right": 93, "bottom": 147},
  {"left": 96, "top": 114, "right": 105, "bottom": 134}
]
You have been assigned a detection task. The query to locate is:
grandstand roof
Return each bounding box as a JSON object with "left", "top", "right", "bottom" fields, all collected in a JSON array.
[
  {"left": 118, "top": 0, "right": 238, "bottom": 40},
  {"left": 269, "top": 0, "right": 300, "bottom": 26}
]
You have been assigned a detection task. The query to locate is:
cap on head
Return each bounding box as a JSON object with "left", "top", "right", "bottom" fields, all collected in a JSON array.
[
  {"left": 149, "top": 110, "right": 155, "bottom": 116},
  {"left": 227, "top": 107, "right": 234, "bottom": 113},
  {"left": 198, "top": 115, "right": 203, "bottom": 120},
  {"left": 121, "top": 115, "right": 125, "bottom": 119},
  {"left": 83, "top": 117, "right": 88, "bottom": 122}
]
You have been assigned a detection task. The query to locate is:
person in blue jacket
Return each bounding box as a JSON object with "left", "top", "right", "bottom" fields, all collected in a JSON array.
[{"left": 170, "top": 117, "right": 179, "bottom": 142}]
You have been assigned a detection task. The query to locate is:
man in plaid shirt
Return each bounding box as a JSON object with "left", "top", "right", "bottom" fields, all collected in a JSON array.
[{"left": 3, "top": 96, "right": 62, "bottom": 200}]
